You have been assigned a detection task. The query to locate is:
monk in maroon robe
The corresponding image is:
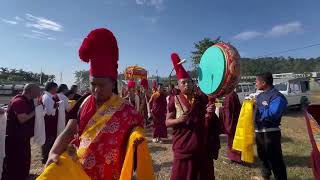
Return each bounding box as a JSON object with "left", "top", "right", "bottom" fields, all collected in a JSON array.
[
  {"left": 222, "top": 91, "right": 242, "bottom": 163},
  {"left": 139, "top": 79, "right": 150, "bottom": 125},
  {"left": 149, "top": 83, "right": 167, "bottom": 143},
  {"left": 166, "top": 53, "right": 221, "bottom": 180},
  {"left": 2, "top": 84, "right": 40, "bottom": 180}
]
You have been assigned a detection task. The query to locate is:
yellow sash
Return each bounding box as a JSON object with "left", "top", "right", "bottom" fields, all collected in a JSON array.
[
  {"left": 68, "top": 100, "right": 76, "bottom": 110},
  {"left": 77, "top": 95, "right": 123, "bottom": 161},
  {"left": 120, "top": 127, "right": 155, "bottom": 180},
  {"left": 232, "top": 100, "right": 255, "bottom": 163}
]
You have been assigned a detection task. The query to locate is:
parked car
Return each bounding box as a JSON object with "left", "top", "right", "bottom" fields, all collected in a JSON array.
[
  {"left": 273, "top": 77, "right": 310, "bottom": 109},
  {"left": 236, "top": 82, "right": 256, "bottom": 103}
]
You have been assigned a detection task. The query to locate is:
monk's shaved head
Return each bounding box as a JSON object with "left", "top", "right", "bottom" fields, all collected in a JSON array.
[
  {"left": 23, "top": 83, "right": 41, "bottom": 99},
  {"left": 24, "top": 83, "right": 39, "bottom": 93}
]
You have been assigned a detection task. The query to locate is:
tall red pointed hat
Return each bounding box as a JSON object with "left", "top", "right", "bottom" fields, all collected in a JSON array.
[
  {"left": 140, "top": 79, "right": 149, "bottom": 89},
  {"left": 127, "top": 80, "right": 136, "bottom": 89},
  {"left": 79, "top": 28, "right": 119, "bottom": 79},
  {"left": 171, "top": 53, "right": 189, "bottom": 80}
]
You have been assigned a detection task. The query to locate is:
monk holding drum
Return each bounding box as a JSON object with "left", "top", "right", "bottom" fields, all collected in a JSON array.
[
  {"left": 166, "top": 42, "right": 241, "bottom": 180},
  {"left": 166, "top": 53, "right": 222, "bottom": 180}
]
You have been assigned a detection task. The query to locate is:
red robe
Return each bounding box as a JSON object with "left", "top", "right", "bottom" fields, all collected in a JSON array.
[
  {"left": 70, "top": 94, "right": 144, "bottom": 179},
  {"left": 2, "top": 95, "right": 35, "bottom": 180},
  {"left": 305, "top": 105, "right": 320, "bottom": 180},
  {"left": 168, "top": 93, "right": 221, "bottom": 180},
  {"left": 222, "top": 91, "right": 241, "bottom": 163},
  {"left": 151, "top": 92, "right": 167, "bottom": 138}
]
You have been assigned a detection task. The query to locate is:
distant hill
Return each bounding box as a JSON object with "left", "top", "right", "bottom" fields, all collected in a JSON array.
[{"left": 240, "top": 57, "right": 320, "bottom": 76}]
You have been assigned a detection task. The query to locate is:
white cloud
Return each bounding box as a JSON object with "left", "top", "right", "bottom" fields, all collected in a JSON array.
[
  {"left": 25, "top": 13, "right": 63, "bottom": 32},
  {"left": 150, "top": 0, "right": 165, "bottom": 10},
  {"left": 233, "top": 21, "right": 303, "bottom": 41},
  {"left": 1, "top": 18, "right": 18, "bottom": 25},
  {"left": 31, "top": 30, "right": 49, "bottom": 36},
  {"left": 21, "top": 33, "right": 56, "bottom": 41},
  {"left": 233, "top": 31, "right": 262, "bottom": 40},
  {"left": 136, "top": 0, "right": 146, "bottom": 5},
  {"left": 14, "top": 16, "right": 23, "bottom": 21},
  {"left": 47, "top": 37, "right": 56, "bottom": 40},
  {"left": 267, "top": 21, "right": 303, "bottom": 37},
  {"left": 21, "top": 29, "right": 56, "bottom": 41},
  {"left": 140, "top": 16, "right": 158, "bottom": 24},
  {"left": 21, "top": 33, "right": 44, "bottom": 40},
  {"left": 135, "top": 0, "right": 166, "bottom": 10}
]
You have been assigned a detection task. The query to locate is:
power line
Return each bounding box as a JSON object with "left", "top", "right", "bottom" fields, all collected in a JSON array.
[{"left": 255, "top": 43, "right": 320, "bottom": 58}]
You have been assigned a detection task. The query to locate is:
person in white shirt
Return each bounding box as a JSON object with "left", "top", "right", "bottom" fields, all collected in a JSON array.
[
  {"left": 41, "top": 82, "right": 59, "bottom": 164},
  {"left": 56, "top": 84, "right": 71, "bottom": 111}
]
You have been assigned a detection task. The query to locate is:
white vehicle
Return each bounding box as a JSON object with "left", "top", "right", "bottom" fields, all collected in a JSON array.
[
  {"left": 273, "top": 77, "right": 310, "bottom": 109},
  {"left": 236, "top": 82, "right": 256, "bottom": 103}
]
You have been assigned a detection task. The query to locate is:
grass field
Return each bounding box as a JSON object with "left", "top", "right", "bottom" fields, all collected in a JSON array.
[{"left": 27, "top": 94, "right": 320, "bottom": 180}]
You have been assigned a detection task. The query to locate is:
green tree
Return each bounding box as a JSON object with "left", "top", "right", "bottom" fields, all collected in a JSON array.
[
  {"left": 191, "top": 37, "right": 221, "bottom": 69},
  {"left": 74, "top": 70, "right": 90, "bottom": 91},
  {"left": 0, "top": 67, "right": 55, "bottom": 84}
]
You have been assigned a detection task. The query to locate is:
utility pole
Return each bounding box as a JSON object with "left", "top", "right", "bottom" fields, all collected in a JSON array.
[
  {"left": 60, "top": 72, "right": 63, "bottom": 84},
  {"left": 40, "top": 67, "right": 42, "bottom": 85}
]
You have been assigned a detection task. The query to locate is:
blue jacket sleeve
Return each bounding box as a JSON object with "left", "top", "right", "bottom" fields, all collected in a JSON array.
[{"left": 260, "top": 96, "right": 287, "bottom": 122}]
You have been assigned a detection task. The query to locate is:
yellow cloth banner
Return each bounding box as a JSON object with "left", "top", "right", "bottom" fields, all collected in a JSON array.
[
  {"left": 120, "top": 127, "right": 155, "bottom": 180},
  {"left": 37, "top": 127, "right": 155, "bottom": 180},
  {"left": 232, "top": 100, "right": 255, "bottom": 163},
  {"left": 36, "top": 152, "right": 90, "bottom": 180}
]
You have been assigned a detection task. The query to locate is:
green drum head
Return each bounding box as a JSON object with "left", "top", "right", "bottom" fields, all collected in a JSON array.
[{"left": 198, "top": 46, "right": 226, "bottom": 95}]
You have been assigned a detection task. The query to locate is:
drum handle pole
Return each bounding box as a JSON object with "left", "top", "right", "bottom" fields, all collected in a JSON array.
[
  {"left": 169, "top": 67, "right": 175, "bottom": 88},
  {"left": 204, "top": 96, "right": 215, "bottom": 147}
]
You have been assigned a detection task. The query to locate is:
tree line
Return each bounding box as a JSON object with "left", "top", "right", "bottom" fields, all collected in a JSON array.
[
  {"left": 0, "top": 67, "right": 55, "bottom": 85},
  {"left": 191, "top": 38, "right": 320, "bottom": 75}
]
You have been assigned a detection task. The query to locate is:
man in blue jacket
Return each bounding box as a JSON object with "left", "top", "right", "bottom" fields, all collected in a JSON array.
[{"left": 253, "top": 72, "right": 287, "bottom": 180}]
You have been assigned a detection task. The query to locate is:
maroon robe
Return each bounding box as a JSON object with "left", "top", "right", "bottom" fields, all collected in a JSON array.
[
  {"left": 2, "top": 95, "right": 35, "bottom": 180},
  {"left": 304, "top": 105, "right": 320, "bottom": 180},
  {"left": 43, "top": 95, "right": 59, "bottom": 139},
  {"left": 168, "top": 92, "right": 221, "bottom": 180},
  {"left": 139, "top": 93, "right": 149, "bottom": 122},
  {"left": 222, "top": 91, "right": 241, "bottom": 163},
  {"left": 151, "top": 92, "right": 167, "bottom": 138}
]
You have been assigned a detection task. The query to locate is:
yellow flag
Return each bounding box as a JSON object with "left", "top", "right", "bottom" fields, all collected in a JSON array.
[{"left": 232, "top": 100, "right": 255, "bottom": 163}]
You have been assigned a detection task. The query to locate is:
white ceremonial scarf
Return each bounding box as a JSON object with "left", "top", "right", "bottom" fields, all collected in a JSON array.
[
  {"left": 57, "top": 101, "right": 66, "bottom": 136},
  {"left": 33, "top": 105, "right": 46, "bottom": 146}
]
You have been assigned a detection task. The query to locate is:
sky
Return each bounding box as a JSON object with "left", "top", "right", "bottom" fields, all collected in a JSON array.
[{"left": 0, "top": 0, "right": 319, "bottom": 86}]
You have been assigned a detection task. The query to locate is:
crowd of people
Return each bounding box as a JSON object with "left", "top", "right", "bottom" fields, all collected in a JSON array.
[
  {"left": 0, "top": 27, "right": 307, "bottom": 180},
  {"left": 0, "top": 83, "right": 84, "bottom": 180}
]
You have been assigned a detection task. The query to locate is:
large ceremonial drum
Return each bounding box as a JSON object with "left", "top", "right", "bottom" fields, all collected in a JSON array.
[{"left": 198, "top": 42, "right": 240, "bottom": 98}]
